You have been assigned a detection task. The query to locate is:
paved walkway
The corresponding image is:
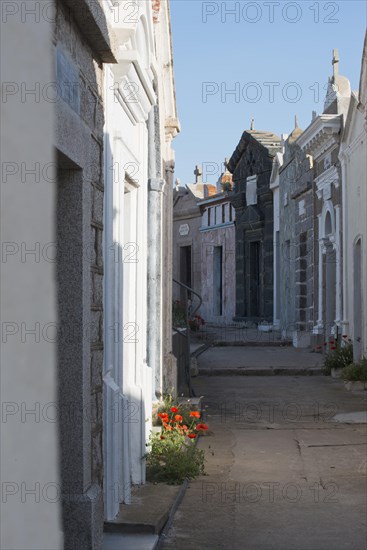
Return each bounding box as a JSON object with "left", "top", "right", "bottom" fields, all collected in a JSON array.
[
  {"left": 193, "top": 325, "right": 287, "bottom": 345},
  {"left": 160, "top": 354, "right": 367, "bottom": 550},
  {"left": 197, "top": 345, "right": 323, "bottom": 375}
]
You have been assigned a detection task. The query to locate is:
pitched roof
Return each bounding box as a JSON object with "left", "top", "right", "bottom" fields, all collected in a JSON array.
[
  {"left": 245, "top": 130, "right": 281, "bottom": 148},
  {"left": 227, "top": 130, "right": 282, "bottom": 174}
]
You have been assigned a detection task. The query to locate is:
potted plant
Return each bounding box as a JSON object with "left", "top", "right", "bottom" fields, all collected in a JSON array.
[
  {"left": 342, "top": 358, "right": 367, "bottom": 391},
  {"left": 323, "top": 341, "right": 353, "bottom": 378}
]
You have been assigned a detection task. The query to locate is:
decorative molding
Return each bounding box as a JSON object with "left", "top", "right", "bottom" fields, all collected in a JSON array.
[
  {"left": 315, "top": 165, "right": 339, "bottom": 199},
  {"left": 296, "top": 115, "right": 342, "bottom": 159}
]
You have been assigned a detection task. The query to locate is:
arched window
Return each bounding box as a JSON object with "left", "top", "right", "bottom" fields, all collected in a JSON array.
[{"left": 325, "top": 210, "right": 332, "bottom": 236}]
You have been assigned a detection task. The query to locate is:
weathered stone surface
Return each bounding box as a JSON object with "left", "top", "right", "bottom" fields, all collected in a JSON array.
[
  {"left": 55, "top": 1, "right": 105, "bottom": 547},
  {"left": 228, "top": 130, "right": 281, "bottom": 322},
  {"left": 279, "top": 135, "right": 314, "bottom": 342}
]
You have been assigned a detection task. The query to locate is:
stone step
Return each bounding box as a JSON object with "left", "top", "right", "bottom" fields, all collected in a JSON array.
[
  {"left": 213, "top": 340, "right": 293, "bottom": 347},
  {"left": 199, "top": 367, "right": 324, "bottom": 376},
  {"left": 103, "top": 532, "right": 158, "bottom": 550},
  {"left": 104, "top": 483, "right": 181, "bottom": 536},
  {"left": 190, "top": 342, "right": 210, "bottom": 356}
]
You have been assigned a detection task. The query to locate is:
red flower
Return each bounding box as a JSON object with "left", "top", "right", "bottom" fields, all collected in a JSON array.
[
  {"left": 171, "top": 407, "right": 178, "bottom": 413},
  {"left": 330, "top": 346, "right": 337, "bottom": 350},
  {"left": 174, "top": 414, "right": 183, "bottom": 422},
  {"left": 195, "top": 423, "right": 209, "bottom": 431},
  {"left": 188, "top": 433, "right": 197, "bottom": 439},
  {"left": 160, "top": 436, "right": 165, "bottom": 440},
  {"left": 182, "top": 425, "right": 188, "bottom": 431},
  {"left": 190, "top": 411, "right": 200, "bottom": 418},
  {"left": 158, "top": 412, "right": 168, "bottom": 419}
]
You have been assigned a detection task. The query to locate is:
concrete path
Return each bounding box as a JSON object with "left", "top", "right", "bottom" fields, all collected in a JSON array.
[
  {"left": 197, "top": 346, "right": 323, "bottom": 375},
  {"left": 160, "top": 374, "right": 367, "bottom": 550},
  {"left": 193, "top": 325, "right": 288, "bottom": 346}
]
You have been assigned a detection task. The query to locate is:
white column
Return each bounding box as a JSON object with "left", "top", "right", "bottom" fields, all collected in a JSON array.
[
  {"left": 334, "top": 205, "right": 342, "bottom": 325},
  {"left": 317, "top": 217, "right": 323, "bottom": 330},
  {"left": 339, "top": 152, "right": 350, "bottom": 336}
]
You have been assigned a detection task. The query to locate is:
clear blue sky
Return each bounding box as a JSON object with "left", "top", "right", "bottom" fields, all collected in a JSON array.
[{"left": 170, "top": 1, "right": 367, "bottom": 185}]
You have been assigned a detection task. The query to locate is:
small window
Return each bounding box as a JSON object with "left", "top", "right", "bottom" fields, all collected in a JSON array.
[
  {"left": 222, "top": 204, "right": 226, "bottom": 223},
  {"left": 208, "top": 208, "right": 211, "bottom": 226}
]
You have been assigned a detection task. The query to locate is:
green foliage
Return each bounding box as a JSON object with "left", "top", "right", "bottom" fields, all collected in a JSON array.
[
  {"left": 323, "top": 343, "right": 353, "bottom": 375},
  {"left": 172, "top": 300, "right": 186, "bottom": 328},
  {"left": 146, "top": 433, "right": 205, "bottom": 485},
  {"left": 342, "top": 358, "right": 367, "bottom": 381},
  {"left": 146, "top": 394, "right": 207, "bottom": 484}
]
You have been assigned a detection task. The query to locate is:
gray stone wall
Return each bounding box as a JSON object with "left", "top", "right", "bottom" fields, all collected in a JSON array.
[
  {"left": 279, "top": 139, "right": 314, "bottom": 344},
  {"left": 55, "top": 0, "right": 111, "bottom": 546},
  {"left": 228, "top": 133, "right": 280, "bottom": 322},
  {"left": 200, "top": 224, "right": 236, "bottom": 324},
  {"left": 172, "top": 190, "right": 203, "bottom": 305}
]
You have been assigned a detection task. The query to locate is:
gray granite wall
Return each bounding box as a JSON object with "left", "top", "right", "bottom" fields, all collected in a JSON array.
[
  {"left": 55, "top": 0, "right": 110, "bottom": 546},
  {"left": 279, "top": 139, "right": 314, "bottom": 344},
  {"left": 229, "top": 135, "right": 279, "bottom": 322}
]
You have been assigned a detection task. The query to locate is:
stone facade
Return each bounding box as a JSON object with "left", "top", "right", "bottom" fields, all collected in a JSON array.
[
  {"left": 228, "top": 130, "right": 282, "bottom": 322},
  {"left": 198, "top": 165, "right": 236, "bottom": 324},
  {"left": 278, "top": 124, "right": 315, "bottom": 347},
  {"left": 102, "top": 0, "right": 179, "bottom": 525},
  {"left": 340, "top": 32, "right": 367, "bottom": 360},
  {"left": 55, "top": 0, "right": 180, "bottom": 543},
  {"left": 54, "top": 1, "right": 117, "bottom": 547},
  {"left": 173, "top": 169, "right": 216, "bottom": 307},
  {"left": 297, "top": 51, "right": 351, "bottom": 345}
]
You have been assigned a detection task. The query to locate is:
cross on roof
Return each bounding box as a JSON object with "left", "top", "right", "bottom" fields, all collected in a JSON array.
[
  {"left": 332, "top": 48, "right": 339, "bottom": 78},
  {"left": 250, "top": 116, "right": 255, "bottom": 131},
  {"left": 194, "top": 164, "right": 203, "bottom": 183}
]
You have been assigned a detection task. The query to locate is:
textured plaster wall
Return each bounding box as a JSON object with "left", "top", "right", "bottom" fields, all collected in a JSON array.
[{"left": 200, "top": 225, "right": 236, "bottom": 324}]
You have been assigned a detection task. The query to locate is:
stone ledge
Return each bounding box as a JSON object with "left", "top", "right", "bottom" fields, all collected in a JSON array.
[
  {"left": 214, "top": 340, "right": 292, "bottom": 347},
  {"left": 199, "top": 367, "right": 324, "bottom": 376},
  {"left": 62, "top": 0, "right": 118, "bottom": 63},
  {"left": 104, "top": 483, "right": 182, "bottom": 535}
]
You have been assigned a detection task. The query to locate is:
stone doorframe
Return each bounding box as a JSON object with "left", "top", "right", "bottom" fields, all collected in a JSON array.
[{"left": 315, "top": 200, "right": 341, "bottom": 337}]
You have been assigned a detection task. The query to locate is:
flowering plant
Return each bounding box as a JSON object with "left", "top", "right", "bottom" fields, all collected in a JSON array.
[
  {"left": 146, "top": 399, "right": 207, "bottom": 484},
  {"left": 322, "top": 339, "right": 353, "bottom": 375},
  {"left": 189, "top": 314, "right": 205, "bottom": 332}
]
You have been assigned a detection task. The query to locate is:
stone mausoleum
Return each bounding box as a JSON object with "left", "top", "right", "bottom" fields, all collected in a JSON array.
[{"left": 228, "top": 126, "right": 282, "bottom": 323}]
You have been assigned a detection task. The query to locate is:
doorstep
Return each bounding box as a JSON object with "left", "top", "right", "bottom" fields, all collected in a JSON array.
[
  {"left": 104, "top": 481, "right": 189, "bottom": 550},
  {"left": 103, "top": 532, "right": 159, "bottom": 550},
  {"left": 104, "top": 483, "right": 181, "bottom": 535}
]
